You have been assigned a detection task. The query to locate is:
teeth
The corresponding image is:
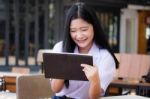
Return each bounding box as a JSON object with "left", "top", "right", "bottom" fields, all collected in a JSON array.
[
  {"left": 78, "top": 40, "right": 85, "bottom": 43},
  {"left": 78, "top": 39, "right": 86, "bottom": 41}
]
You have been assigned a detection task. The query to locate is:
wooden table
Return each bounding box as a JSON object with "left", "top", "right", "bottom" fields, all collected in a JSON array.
[
  {"left": 110, "top": 78, "right": 140, "bottom": 89},
  {"left": 0, "top": 72, "right": 23, "bottom": 92},
  {"left": 0, "top": 93, "right": 148, "bottom": 99},
  {"left": 108, "top": 78, "right": 150, "bottom": 96},
  {"left": 102, "top": 95, "right": 150, "bottom": 99},
  {"left": 0, "top": 92, "right": 16, "bottom": 99}
]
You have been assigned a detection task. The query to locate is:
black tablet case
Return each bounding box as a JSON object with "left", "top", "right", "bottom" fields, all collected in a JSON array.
[{"left": 43, "top": 52, "right": 93, "bottom": 81}]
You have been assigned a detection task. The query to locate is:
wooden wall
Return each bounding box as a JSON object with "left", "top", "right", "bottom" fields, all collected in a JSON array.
[{"left": 138, "top": 10, "right": 150, "bottom": 54}]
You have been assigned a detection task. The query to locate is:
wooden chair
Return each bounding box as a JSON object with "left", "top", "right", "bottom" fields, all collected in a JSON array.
[
  {"left": 127, "top": 54, "right": 142, "bottom": 79},
  {"left": 114, "top": 53, "right": 121, "bottom": 78},
  {"left": 37, "top": 49, "right": 52, "bottom": 73},
  {"left": 16, "top": 74, "right": 54, "bottom": 99},
  {"left": 11, "top": 67, "right": 30, "bottom": 74},
  {"left": 109, "top": 53, "right": 150, "bottom": 96},
  {"left": 116, "top": 53, "right": 131, "bottom": 78},
  {"left": 139, "top": 55, "right": 150, "bottom": 78},
  {"left": 3, "top": 67, "right": 30, "bottom": 92},
  {"left": 116, "top": 53, "right": 145, "bottom": 79}
]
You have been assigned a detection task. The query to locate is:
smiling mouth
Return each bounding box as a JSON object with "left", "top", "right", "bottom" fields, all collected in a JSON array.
[{"left": 77, "top": 39, "right": 86, "bottom": 43}]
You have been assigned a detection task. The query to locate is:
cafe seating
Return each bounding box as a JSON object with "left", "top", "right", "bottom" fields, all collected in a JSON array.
[
  {"left": 108, "top": 53, "right": 150, "bottom": 96},
  {"left": 11, "top": 67, "right": 30, "bottom": 74},
  {"left": 2, "top": 67, "right": 30, "bottom": 92},
  {"left": 16, "top": 74, "right": 54, "bottom": 99},
  {"left": 136, "top": 84, "right": 150, "bottom": 97},
  {"left": 37, "top": 49, "right": 52, "bottom": 73},
  {"left": 0, "top": 77, "right": 4, "bottom": 91}
]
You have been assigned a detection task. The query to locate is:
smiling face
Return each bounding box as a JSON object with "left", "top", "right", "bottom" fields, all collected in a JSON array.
[{"left": 70, "top": 18, "right": 94, "bottom": 53}]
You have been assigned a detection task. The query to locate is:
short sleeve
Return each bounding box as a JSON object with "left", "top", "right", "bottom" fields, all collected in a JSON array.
[
  {"left": 95, "top": 50, "right": 116, "bottom": 95},
  {"left": 52, "top": 41, "right": 63, "bottom": 52}
]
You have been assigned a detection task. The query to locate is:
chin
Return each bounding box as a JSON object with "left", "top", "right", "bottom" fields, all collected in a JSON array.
[
  {"left": 77, "top": 44, "right": 87, "bottom": 49},
  {"left": 76, "top": 41, "right": 89, "bottom": 48}
]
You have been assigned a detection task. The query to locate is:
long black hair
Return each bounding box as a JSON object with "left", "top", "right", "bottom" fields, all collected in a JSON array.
[{"left": 62, "top": 2, "right": 119, "bottom": 88}]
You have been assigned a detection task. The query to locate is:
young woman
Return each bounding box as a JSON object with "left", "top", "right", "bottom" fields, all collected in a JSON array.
[{"left": 51, "top": 2, "right": 119, "bottom": 99}]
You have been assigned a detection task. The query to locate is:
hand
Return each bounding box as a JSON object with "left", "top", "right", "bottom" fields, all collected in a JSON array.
[
  {"left": 50, "top": 79, "right": 65, "bottom": 93},
  {"left": 81, "top": 64, "right": 100, "bottom": 83}
]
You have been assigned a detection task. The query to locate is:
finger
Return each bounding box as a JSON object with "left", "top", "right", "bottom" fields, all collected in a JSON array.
[
  {"left": 81, "top": 64, "right": 88, "bottom": 71},
  {"left": 81, "top": 64, "right": 87, "bottom": 68},
  {"left": 81, "top": 64, "right": 91, "bottom": 67},
  {"left": 82, "top": 67, "right": 90, "bottom": 72},
  {"left": 93, "top": 64, "right": 97, "bottom": 67},
  {"left": 82, "top": 65, "right": 96, "bottom": 72}
]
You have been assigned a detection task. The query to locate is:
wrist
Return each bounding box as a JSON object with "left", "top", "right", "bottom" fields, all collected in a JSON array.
[{"left": 90, "top": 75, "right": 100, "bottom": 84}]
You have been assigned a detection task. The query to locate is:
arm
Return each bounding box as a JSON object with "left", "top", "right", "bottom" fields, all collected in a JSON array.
[
  {"left": 50, "top": 79, "right": 65, "bottom": 93},
  {"left": 81, "top": 64, "right": 101, "bottom": 99},
  {"left": 89, "top": 77, "right": 101, "bottom": 99},
  {"left": 50, "top": 42, "right": 65, "bottom": 93}
]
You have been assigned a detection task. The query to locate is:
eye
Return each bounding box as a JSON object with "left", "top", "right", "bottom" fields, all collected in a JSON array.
[
  {"left": 82, "top": 29, "right": 87, "bottom": 31},
  {"left": 81, "top": 27, "right": 88, "bottom": 31},
  {"left": 70, "top": 30, "right": 76, "bottom": 33}
]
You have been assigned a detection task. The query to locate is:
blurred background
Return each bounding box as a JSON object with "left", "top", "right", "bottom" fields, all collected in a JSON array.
[{"left": 0, "top": 0, "right": 150, "bottom": 71}]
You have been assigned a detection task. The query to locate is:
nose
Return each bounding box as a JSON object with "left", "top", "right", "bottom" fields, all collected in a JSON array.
[{"left": 76, "top": 31, "right": 83, "bottom": 39}]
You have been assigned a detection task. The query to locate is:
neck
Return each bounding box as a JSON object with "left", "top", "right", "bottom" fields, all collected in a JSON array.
[
  {"left": 79, "top": 48, "right": 89, "bottom": 54},
  {"left": 79, "top": 43, "right": 93, "bottom": 54}
]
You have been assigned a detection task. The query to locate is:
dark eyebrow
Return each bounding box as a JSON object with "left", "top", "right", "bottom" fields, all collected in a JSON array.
[
  {"left": 70, "top": 25, "right": 89, "bottom": 30},
  {"left": 82, "top": 26, "right": 88, "bottom": 28}
]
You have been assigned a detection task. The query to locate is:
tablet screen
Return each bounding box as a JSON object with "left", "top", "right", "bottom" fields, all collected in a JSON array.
[{"left": 43, "top": 52, "right": 93, "bottom": 81}]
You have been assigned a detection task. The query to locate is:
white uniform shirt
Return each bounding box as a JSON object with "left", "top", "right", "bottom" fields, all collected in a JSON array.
[{"left": 52, "top": 41, "right": 116, "bottom": 99}]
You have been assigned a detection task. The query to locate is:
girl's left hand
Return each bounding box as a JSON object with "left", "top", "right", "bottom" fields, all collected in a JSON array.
[{"left": 81, "top": 64, "right": 99, "bottom": 83}]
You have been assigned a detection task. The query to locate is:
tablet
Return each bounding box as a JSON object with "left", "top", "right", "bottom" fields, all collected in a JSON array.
[{"left": 43, "top": 52, "right": 93, "bottom": 81}]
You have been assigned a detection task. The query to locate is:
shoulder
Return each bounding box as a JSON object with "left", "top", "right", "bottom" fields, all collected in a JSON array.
[
  {"left": 99, "top": 49, "right": 112, "bottom": 58},
  {"left": 97, "top": 49, "right": 116, "bottom": 94},
  {"left": 52, "top": 41, "right": 63, "bottom": 52},
  {"left": 91, "top": 43, "right": 115, "bottom": 64},
  {"left": 95, "top": 49, "right": 115, "bottom": 67},
  {"left": 100, "top": 49, "right": 114, "bottom": 62}
]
